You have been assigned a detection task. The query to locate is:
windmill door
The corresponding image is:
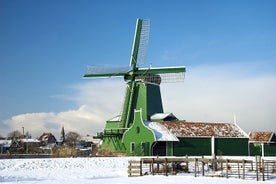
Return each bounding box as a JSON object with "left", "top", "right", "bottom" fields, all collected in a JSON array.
[{"left": 152, "top": 141, "right": 166, "bottom": 156}]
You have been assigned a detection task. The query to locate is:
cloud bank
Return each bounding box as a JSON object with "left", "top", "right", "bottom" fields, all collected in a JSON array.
[{"left": 1, "top": 63, "right": 275, "bottom": 138}]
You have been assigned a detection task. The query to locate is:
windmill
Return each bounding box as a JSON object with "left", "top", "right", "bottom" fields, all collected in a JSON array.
[{"left": 83, "top": 19, "right": 185, "bottom": 152}]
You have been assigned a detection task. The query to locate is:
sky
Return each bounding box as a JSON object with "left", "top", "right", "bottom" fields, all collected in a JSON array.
[{"left": 0, "top": 0, "right": 275, "bottom": 138}]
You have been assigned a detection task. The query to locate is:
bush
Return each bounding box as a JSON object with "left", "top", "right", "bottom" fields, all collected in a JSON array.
[{"left": 52, "top": 146, "right": 78, "bottom": 158}]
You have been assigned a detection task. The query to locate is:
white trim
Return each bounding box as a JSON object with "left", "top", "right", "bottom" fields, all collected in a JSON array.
[
  {"left": 211, "top": 136, "right": 215, "bottom": 157},
  {"left": 130, "top": 142, "right": 135, "bottom": 153}
]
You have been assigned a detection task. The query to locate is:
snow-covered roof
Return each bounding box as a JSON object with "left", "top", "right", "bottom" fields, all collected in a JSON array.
[
  {"left": 160, "top": 121, "right": 248, "bottom": 138},
  {"left": 80, "top": 135, "right": 101, "bottom": 144},
  {"left": 0, "top": 140, "right": 12, "bottom": 147},
  {"left": 144, "top": 121, "right": 179, "bottom": 141},
  {"left": 21, "top": 138, "right": 40, "bottom": 143},
  {"left": 108, "top": 115, "right": 121, "bottom": 122},
  {"left": 249, "top": 132, "right": 274, "bottom": 143},
  {"left": 150, "top": 113, "right": 177, "bottom": 121}
]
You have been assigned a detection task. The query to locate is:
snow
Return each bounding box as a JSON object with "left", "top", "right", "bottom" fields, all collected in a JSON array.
[
  {"left": 1, "top": 157, "right": 275, "bottom": 184},
  {"left": 150, "top": 113, "right": 177, "bottom": 121},
  {"left": 21, "top": 138, "right": 40, "bottom": 143},
  {"left": 144, "top": 121, "right": 179, "bottom": 141}
]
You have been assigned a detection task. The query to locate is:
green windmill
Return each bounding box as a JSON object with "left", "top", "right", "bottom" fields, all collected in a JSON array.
[{"left": 84, "top": 19, "right": 185, "bottom": 155}]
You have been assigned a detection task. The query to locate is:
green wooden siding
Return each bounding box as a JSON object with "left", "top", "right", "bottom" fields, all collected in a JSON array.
[
  {"left": 249, "top": 143, "right": 276, "bottom": 156},
  {"left": 166, "top": 142, "right": 174, "bottom": 156},
  {"left": 131, "top": 82, "right": 163, "bottom": 122},
  {"left": 146, "top": 84, "right": 163, "bottom": 116},
  {"left": 249, "top": 143, "right": 262, "bottom": 156},
  {"left": 173, "top": 137, "right": 211, "bottom": 156},
  {"left": 122, "top": 110, "right": 155, "bottom": 156},
  {"left": 215, "top": 138, "right": 248, "bottom": 156},
  {"left": 264, "top": 144, "right": 276, "bottom": 156}
]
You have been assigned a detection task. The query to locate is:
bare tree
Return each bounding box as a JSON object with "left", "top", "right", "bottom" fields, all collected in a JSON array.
[
  {"left": 65, "top": 131, "right": 80, "bottom": 147},
  {"left": 7, "top": 130, "right": 21, "bottom": 140}
]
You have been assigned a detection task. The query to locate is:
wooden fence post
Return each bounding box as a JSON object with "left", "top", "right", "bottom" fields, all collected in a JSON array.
[
  {"left": 256, "top": 156, "right": 259, "bottom": 181},
  {"left": 226, "top": 159, "right": 229, "bottom": 179},
  {"left": 140, "top": 160, "right": 142, "bottom": 176},
  {"left": 237, "top": 162, "right": 240, "bottom": 179},
  {"left": 194, "top": 158, "right": 197, "bottom": 177},
  {"left": 262, "top": 159, "right": 265, "bottom": 181},
  {"left": 242, "top": 160, "right": 245, "bottom": 180},
  {"left": 152, "top": 158, "right": 154, "bottom": 175},
  {"left": 202, "top": 160, "right": 205, "bottom": 176},
  {"left": 186, "top": 155, "right": 189, "bottom": 171},
  {"left": 165, "top": 158, "right": 168, "bottom": 176}
]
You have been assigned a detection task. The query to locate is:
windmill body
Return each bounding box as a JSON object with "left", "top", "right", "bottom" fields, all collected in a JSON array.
[{"left": 84, "top": 19, "right": 185, "bottom": 155}]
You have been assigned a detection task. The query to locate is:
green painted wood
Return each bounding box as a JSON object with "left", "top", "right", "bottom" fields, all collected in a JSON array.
[
  {"left": 173, "top": 137, "right": 211, "bottom": 156},
  {"left": 215, "top": 138, "right": 248, "bottom": 156},
  {"left": 264, "top": 144, "right": 276, "bottom": 156},
  {"left": 122, "top": 110, "right": 155, "bottom": 156}
]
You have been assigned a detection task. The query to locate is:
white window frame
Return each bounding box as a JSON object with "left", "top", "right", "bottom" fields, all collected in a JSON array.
[{"left": 130, "top": 142, "right": 135, "bottom": 153}]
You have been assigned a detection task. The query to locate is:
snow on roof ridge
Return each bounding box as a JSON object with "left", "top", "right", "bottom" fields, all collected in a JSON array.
[{"left": 150, "top": 112, "right": 177, "bottom": 120}]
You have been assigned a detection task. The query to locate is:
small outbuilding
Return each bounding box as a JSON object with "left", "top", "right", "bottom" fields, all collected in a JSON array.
[{"left": 249, "top": 131, "right": 276, "bottom": 156}]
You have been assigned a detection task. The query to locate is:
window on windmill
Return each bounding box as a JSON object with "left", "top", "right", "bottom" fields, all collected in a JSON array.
[
  {"left": 136, "top": 126, "right": 140, "bottom": 133},
  {"left": 141, "top": 142, "right": 145, "bottom": 153},
  {"left": 130, "top": 142, "right": 135, "bottom": 153}
]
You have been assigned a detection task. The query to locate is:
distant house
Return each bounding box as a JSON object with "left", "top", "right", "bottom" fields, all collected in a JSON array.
[
  {"left": 249, "top": 131, "right": 276, "bottom": 156},
  {"left": 8, "top": 138, "right": 40, "bottom": 154},
  {"left": 0, "top": 139, "right": 12, "bottom": 154},
  {"left": 38, "top": 133, "right": 57, "bottom": 154},
  {"left": 21, "top": 138, "right": 41, "bottom": 153},
  {"left": 38, "top": 133, "right": 57, "bottom": 145}
]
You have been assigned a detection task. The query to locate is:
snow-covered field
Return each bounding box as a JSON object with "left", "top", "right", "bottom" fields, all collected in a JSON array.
[{"left": 0, "top": 157, "right": 275, "bottom": 184}]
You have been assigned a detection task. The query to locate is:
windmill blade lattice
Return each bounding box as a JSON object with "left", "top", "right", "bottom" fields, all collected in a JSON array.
[
  {"left": 84, "top": 66, "right": 130, "bottom": 78},
  {"left": 129, "top": 19, "right": 150, "bottom": 67},
  {"left": 136, "top": 19, "right": 150, "bottom": 66}
]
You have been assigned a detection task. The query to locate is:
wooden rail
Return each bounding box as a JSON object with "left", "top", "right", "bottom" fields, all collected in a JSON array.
[
  {"left": 128, "top": 157, "right": 276, "bottom": 181},
  {"left": 128, "top": 160, "right": 142, "bottom": 177}
]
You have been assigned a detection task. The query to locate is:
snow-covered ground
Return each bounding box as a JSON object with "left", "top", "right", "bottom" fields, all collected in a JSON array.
[{"left": 0, "top": 157, "right": 275, "bottom": 184}]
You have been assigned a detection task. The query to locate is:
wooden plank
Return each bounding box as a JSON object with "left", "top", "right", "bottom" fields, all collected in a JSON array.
[
  {"left": 129, "top": 160, "right": 141, "bottom": 164},
  {"left": 128, "top": 170, "right": 141, "bottom": 174},
  {"left": 128, "top": 165, "right": 141, "bottom": 169}
]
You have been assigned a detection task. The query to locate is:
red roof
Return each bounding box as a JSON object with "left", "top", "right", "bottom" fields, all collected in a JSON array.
[
  {"left": 159, "top": 121, "right": 248, "bottom": 138},
  {"left": 38, "top": 133, "right": 56, "bottom": 141},
  {"left": 249, "top": 132, "right": 274, "bottom": 143}
]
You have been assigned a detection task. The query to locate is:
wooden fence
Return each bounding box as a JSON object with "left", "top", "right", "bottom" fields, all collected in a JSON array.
[{"left": 128, "top": 157, "right": 276, "bottom": 181}]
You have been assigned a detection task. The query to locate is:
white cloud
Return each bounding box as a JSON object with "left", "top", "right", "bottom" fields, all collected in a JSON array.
[
  {"left": 2, "top": 80, "right": 126, "bottom": 138},
  {"left": 3, "top": 106, "right": 104, "bottom": 138},
  {"left": 1, "top": 63, "right": 275, "bottom": 138},
  {"left": 162, "top": 63, "right": 276, "bottom": 132}
]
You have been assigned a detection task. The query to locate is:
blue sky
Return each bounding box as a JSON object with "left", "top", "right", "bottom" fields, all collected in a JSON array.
[{"left": 1, "top": 0, "right": 275, "bottom": 138}]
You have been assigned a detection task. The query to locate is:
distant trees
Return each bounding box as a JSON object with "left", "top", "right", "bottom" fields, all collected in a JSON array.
[
  {"left": 7, "top": 130, "right": 21, "bottom": 140},
  {"left": 65, "top": 131, "right": 80, "bottom": 147}
]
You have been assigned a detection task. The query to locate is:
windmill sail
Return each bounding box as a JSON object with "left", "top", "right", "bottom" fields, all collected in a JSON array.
[
  {"left": 129, "top": 19, "right": 150, "bottom": 68},
  {"left": 84, "top": 66, "right": 130, "bottom": 78},
  {"left": 132, "top": 66, "right": 186, "bottom": 83}
]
